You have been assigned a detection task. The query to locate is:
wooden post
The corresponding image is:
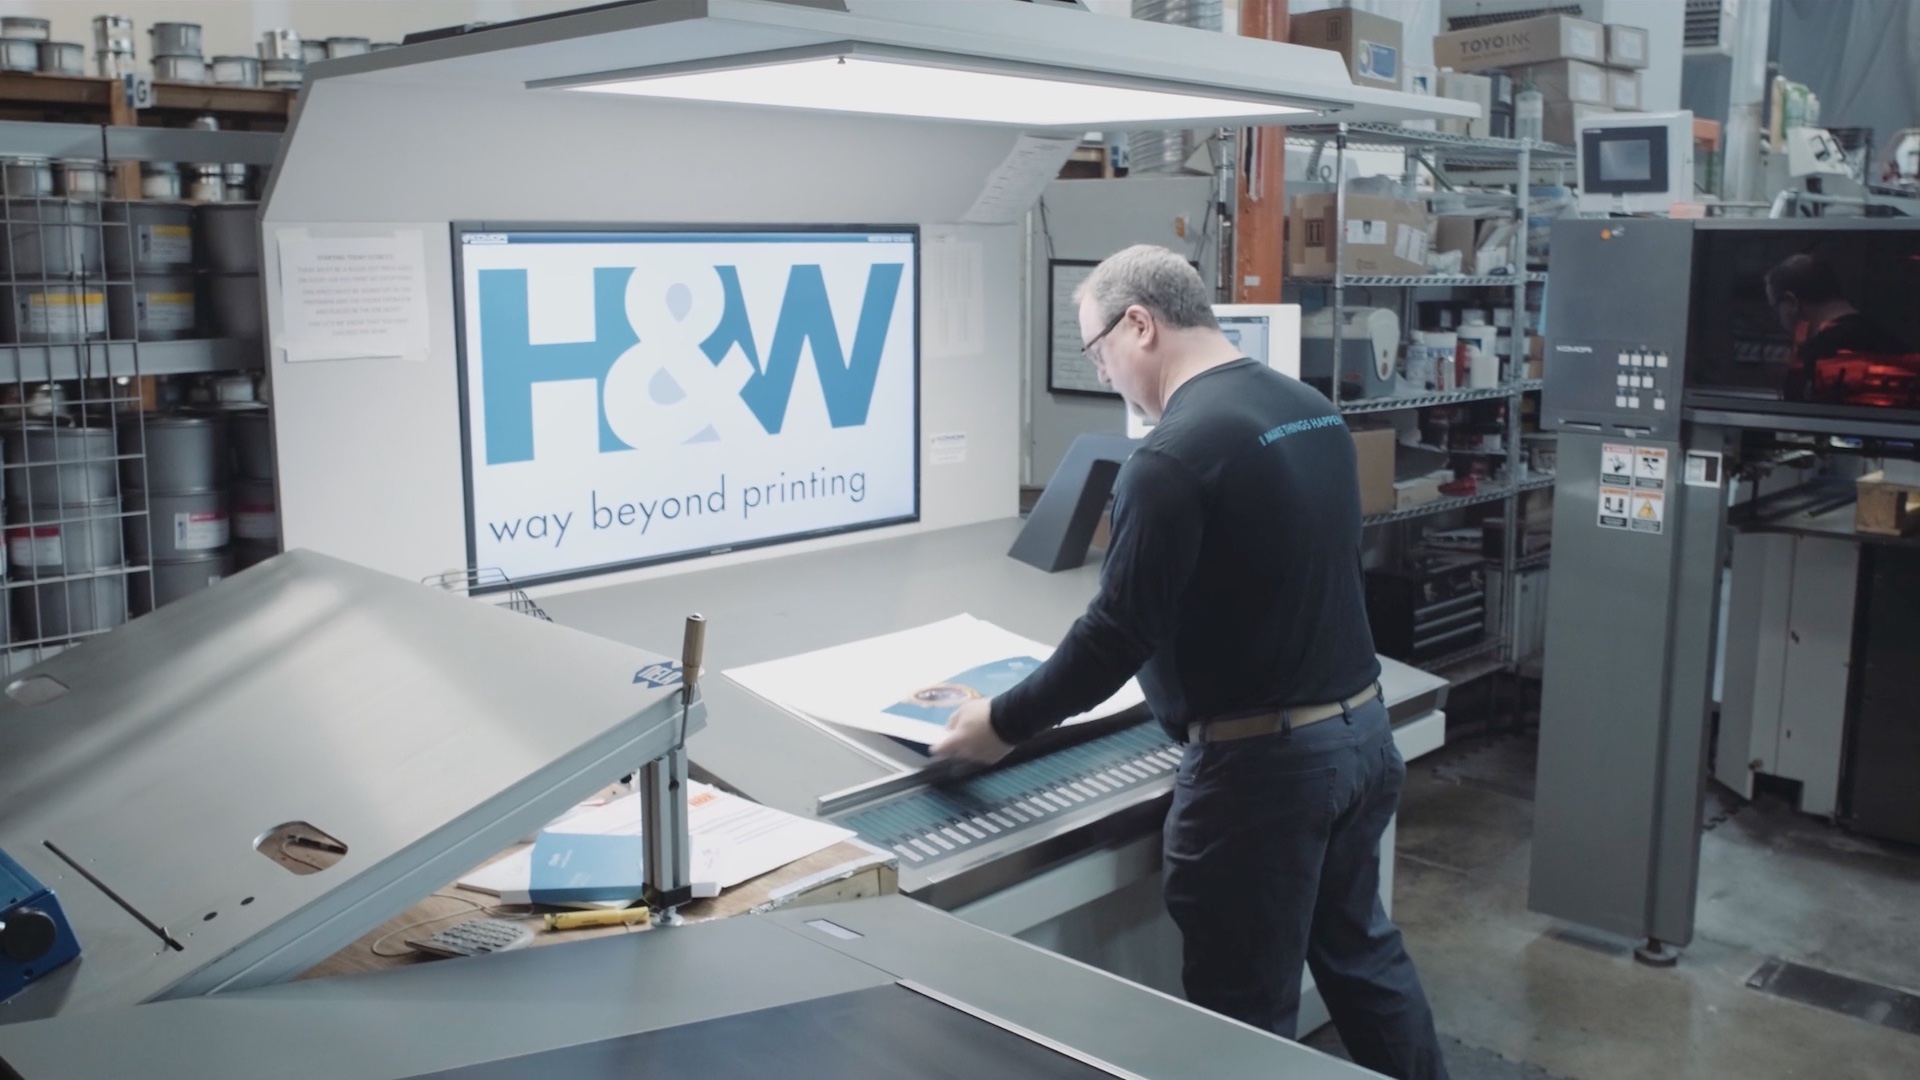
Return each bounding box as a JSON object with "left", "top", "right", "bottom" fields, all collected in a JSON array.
[
  {"left": 107, "top": 76, "right": 142, "bottom": 199},
  {"left": 1235, "top": 0, "right": 1289, "bottom": 304}
]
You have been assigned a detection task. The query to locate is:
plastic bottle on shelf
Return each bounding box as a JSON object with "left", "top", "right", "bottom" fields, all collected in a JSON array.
[{"left": 1515, "top": 88, "right": 1544, "bottom": 143}]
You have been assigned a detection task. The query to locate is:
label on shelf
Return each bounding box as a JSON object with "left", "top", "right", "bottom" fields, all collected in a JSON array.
[
  {"left": 234, "top": 504, "right": 278, "bottom": 540},
  {"left": 137, "top": 224, "right": 194, "bottom": 265},
  {"left": 174, "top": 510, "right": 230, "bottom": 551},
  {"left": 136, "top": 291, "right": 197, "bottom": 333},
  {"left": 20, "top": 292, "right": 106, "bottom": 337},
  {"left": 7, "top": 526, "right": 61, "bottom": 567}
]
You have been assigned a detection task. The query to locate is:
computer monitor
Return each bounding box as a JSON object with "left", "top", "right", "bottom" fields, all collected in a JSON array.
[
  {"left": 452, "top": 224, "right": 920, "bottom": 587},
  {"left": 1576, "top": 110, "right": 1695, "bottom": 216},
  {"left": 1128, "top": 304, "right": 1301, "bottom": 438}
]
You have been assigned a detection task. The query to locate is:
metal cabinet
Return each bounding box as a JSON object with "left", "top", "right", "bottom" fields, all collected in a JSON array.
[{"left": 1715, "top": 532, "right": 1857, "bottom": 816}]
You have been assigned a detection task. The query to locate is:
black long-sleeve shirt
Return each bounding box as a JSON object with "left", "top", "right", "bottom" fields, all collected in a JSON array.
[{"left": 992, "top": 358, "right": 1382, "bottom": 744}]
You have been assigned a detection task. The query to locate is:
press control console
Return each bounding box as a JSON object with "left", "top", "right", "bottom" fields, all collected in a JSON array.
[{"left": 1540, "top": 220, "right": 1695, "bottom": 442}]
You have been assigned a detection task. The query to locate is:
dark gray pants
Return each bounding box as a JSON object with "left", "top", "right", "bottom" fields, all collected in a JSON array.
[{"left": 1163, "top": 696, "right": 1448, "bottom": 1080}]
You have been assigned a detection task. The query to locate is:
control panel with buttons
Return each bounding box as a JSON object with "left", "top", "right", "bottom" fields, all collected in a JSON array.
[
  {"left": 1538, "top": 219, "right": 1693, "bottom": 441},
  {"left": 1543, "top": 339, "right": 1684, "bottom": 440}
]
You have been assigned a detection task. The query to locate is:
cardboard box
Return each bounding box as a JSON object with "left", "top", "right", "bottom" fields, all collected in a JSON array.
[
  {"left": 1352, "top": 425, "right": 1397, "bottom": 518},
  {"left": 1435, "top": 14, "right": 1605, "bottom": 73},
  {"left": 1544, "top": 101, "right": 1611, "bottom": 147},
  {"left": 1608, "top": 69, "right": 1643, "bottom": 111},
  {"left": 1290, "top": 8, "right": 1403, "bottom": 92},
  {"left": 1509, "top": 59, "right": 1610, "bottom": 107},
  {"left": 1856, "top": 472, "right": 1920, "bottom": 536},
  {"left": 1289, "top": 193, "right": 1432, "bottom": 278},
  {"left": 1433, "top": 214, "right": 1512, "bottom": 275},
  {"left": 1606, "top": 23, "right": 1650, "bottom": 69},
  {"left": 1394, "top": 474, "right": 1445, "bottom": 510},
  {"left": 1436, "top": 71, "right": 1492, "bottom": 138}
]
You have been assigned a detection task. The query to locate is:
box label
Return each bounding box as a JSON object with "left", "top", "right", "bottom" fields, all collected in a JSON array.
[
  {"left": 1347, "top": 219, "right": 1391, "bottom": 246},
  {"left": 137, "top": 223, "right": 194, "bottom": 264},
  {"left": 1611, "top": 77, "right": 1639, "bottom": 109},
  {"left": 174, "top": 510, "right": 230, "bottom": 551},
  {"left": 234, "top": 505, "right": 278, "bottom": 540},
  {"left": 1569, "top": 24, "right": 1602, "bottom": 59},
  {"left": 1358, "top": 40, "right": 1398, "bottom": 82},
  {"left": 1394, "top": 224, "right": 1429, "bottom": 265},
  {"left": 137, "top": 291, "right": 196, "bottom": 333},
  {"left": 1574, "top": 69, "right": 1607, "bottom": 103},
  {"left": 7, "top": 526, "right": 61, "bottom": 567},
  {"left": 20, "top": 291, "right": 105, "bottom": 336},
  {"left": 1616, "top": 32, "right": 1646, "bottom": 62}
]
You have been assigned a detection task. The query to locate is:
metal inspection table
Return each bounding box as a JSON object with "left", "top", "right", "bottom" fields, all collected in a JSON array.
[
  {"left": 0, "top": 895, "right": 1379, "bottom": 1080},
  {"left": 542, "top": 519, "right": 1450, "bottom": 1020}
]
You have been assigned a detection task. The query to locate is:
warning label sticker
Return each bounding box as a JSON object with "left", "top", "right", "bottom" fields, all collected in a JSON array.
[
  {"left": 1598, "top": 486, "right": 1632, "bottom": 530},
  {"left": 1601, "top": 443, "right": 1634, "bottom": 487},
  {"left": 1685, "top": 450, "right": 1723, "bottom": 488},
  {"left": 1630, "top": 490, "right": 1665, "bottom": 534},
  {"left": 1633, "top": 446, "right": 1669, "bottom": 490}
]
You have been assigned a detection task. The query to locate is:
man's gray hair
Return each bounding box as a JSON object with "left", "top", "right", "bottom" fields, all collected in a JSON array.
[{"left": 1075, "top": 244, "right": 1218, "bottom": 331}]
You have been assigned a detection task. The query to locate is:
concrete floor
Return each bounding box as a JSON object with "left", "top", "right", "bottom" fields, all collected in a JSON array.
[{"left": 1315, "top": 710, "right": 1920, "bottom": 1080}]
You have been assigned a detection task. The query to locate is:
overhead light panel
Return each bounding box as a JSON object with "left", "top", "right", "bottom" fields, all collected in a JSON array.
[{"left": 554, "top": 49, "right": 1313, "bottom": 127}]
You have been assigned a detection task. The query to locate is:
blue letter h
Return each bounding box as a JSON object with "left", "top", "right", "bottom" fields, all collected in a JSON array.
[{"left": 477, "top": 267, "right": 637, "bottom": 465}]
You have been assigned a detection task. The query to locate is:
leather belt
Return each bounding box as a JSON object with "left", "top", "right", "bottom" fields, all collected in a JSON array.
[{"left": 1187, "top": 683, "right": 1381, "bottom": 745}]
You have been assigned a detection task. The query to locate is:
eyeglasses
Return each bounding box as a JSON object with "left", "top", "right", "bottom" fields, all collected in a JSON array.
[{"left": 1080, "top": 308, "right": 1129, "bottom": 360}]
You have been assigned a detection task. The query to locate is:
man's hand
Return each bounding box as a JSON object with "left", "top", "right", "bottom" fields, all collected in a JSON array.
[{"left": 930, "top": 698, "right": 1012, "bottom": 765}]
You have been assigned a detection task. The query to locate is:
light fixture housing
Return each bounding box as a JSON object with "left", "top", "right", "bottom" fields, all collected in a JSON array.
[{"left": 538, "top": 43, "right": 1320, "bottom": 128}]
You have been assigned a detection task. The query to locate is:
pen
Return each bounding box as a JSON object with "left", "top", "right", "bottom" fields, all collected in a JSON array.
[{"left": 543, "top": 906, "right": 652, "bottom": 932}]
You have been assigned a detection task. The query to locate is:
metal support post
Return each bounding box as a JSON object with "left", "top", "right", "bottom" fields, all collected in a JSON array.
[{"left": 641, "top": 614, "right": 705, "bottom": 914}]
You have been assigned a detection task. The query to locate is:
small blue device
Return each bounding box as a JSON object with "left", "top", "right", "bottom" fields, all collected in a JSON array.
[{"left": 0, "top": 846, "right": 82, "bottom": 1002}]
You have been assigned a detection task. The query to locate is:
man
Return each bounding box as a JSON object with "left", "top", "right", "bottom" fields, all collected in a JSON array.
[
  {"left": 933, "top": 246, "right": 1447, "bottom": 1080},
  {"left": 1766, "top": 252, "right": 1912, "bottom": 403}
]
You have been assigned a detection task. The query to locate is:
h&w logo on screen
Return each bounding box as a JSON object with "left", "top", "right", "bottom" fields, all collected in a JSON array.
[{"left": 476, "top": 262, "right": 904, "bottom": 465}]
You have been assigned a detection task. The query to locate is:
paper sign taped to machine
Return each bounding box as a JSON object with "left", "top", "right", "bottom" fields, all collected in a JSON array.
[
  {"left": 277, "top": 229, "right": 431, "bottom": 362},
  {"left": 724, "top": 614, "right": 1145, "bottom": 745}
]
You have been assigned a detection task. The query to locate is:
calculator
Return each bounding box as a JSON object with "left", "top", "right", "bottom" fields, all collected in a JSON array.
[{"left": 408, "top": 918, "right": 537, "bottom": 958}]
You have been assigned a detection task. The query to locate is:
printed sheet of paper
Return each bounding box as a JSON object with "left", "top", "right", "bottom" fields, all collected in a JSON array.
[
  {"left": 724, "top": 614, "right": 1146, "bottom": 744},
  {"left": 276, "top": 229, "right": 430, "bottom": 362},
  {"left": 962, "top": 134, "right": 1080, "bottom": 224},
  {"left": 456, "top": 783, "right": 855, "bottom": 903}
]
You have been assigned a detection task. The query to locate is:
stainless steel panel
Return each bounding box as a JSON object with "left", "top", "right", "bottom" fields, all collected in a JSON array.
[
  {"left": 1531, "top": 434, "right": 1682, "bottom": 939},
  {"left": 0, "top": 896, "right": 1374, "bottom": 1080},
  {"left": 0, "top": 549, "right": 695, "bottom": 1021}
]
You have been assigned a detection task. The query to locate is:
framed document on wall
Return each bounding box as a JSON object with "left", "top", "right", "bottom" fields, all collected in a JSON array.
[{"left": 1046, "top": 259, "right": 1117, "bottom": 397}]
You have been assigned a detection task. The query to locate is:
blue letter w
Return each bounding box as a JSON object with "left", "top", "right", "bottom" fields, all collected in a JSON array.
[
  {"left": 477, "top": 267, "right": 637, "bottom": 465},
  {"left": 699, "top": 263, "right": 905, "bottom": 435}
]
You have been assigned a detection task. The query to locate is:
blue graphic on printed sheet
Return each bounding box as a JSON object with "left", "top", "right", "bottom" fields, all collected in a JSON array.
[{"left": 883, "top": 657, "right": 1044, "bottom": 727}]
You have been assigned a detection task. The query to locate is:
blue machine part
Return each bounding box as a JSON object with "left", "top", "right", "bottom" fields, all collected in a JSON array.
[{"left": 0, "top": 847, "right": 81, "bottom": 1003}]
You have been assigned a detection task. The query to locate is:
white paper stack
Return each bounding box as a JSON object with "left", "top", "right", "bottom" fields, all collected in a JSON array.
[
  {"left": 457, "top": 783, "right": 855, "bottom": 906},
  {"left": 723, "top": 614, "right": 1146, "bottom": 745}
]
